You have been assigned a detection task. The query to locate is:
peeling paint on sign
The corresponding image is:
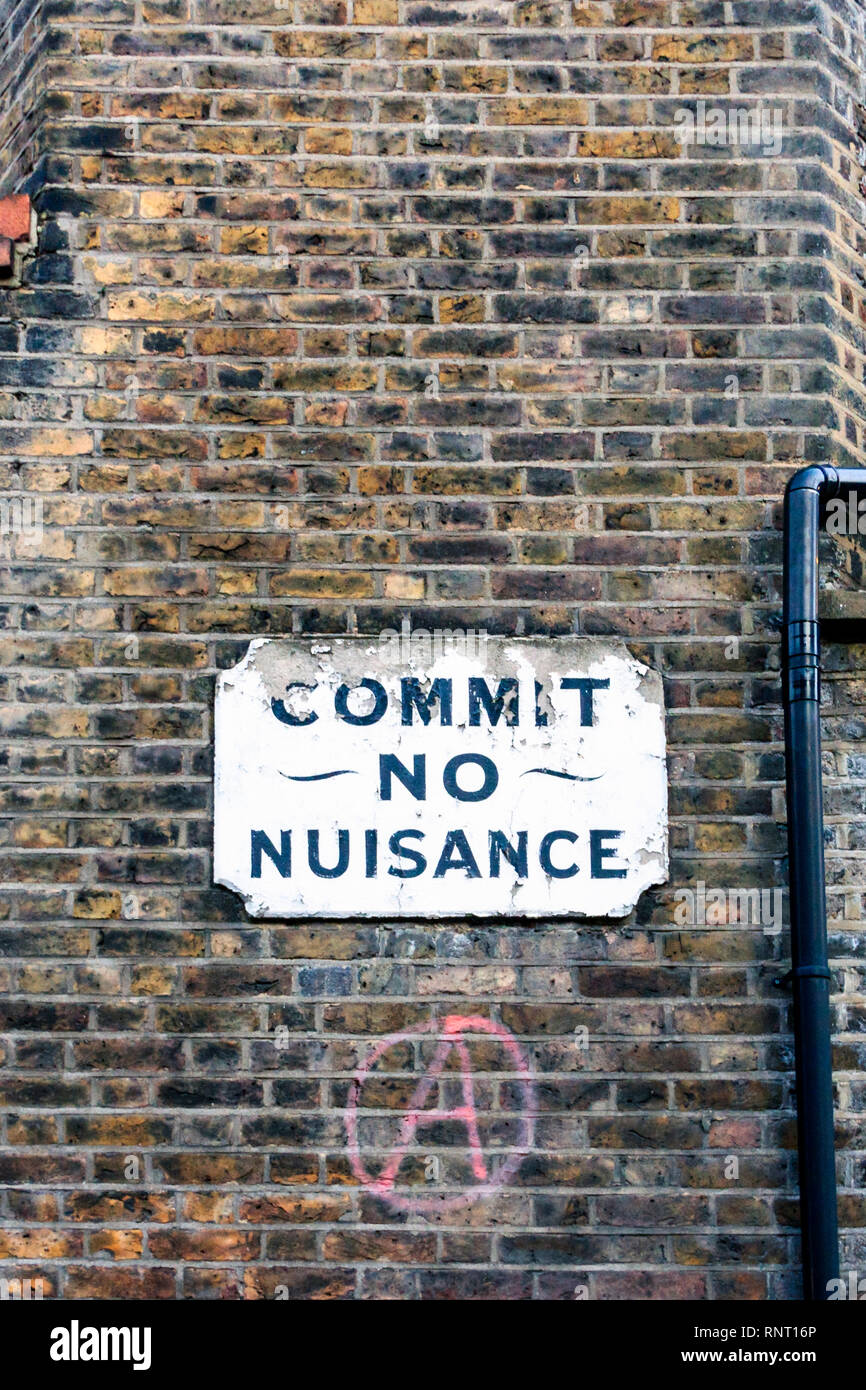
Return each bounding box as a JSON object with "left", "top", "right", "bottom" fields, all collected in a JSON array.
[{"left": 213, "top": 636, "right": 668, "bottom": 919}]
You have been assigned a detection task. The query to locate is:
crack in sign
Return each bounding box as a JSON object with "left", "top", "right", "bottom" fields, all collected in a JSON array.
[{"left": 345, "top": 1015, "right": 535, "bottom": 1214}]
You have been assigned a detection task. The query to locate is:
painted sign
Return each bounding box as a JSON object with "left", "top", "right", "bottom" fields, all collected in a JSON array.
[{"left": 213, "top": 635, "right": 668, "bottom": 918}]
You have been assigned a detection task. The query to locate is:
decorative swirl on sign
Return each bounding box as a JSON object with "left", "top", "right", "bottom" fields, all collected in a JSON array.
[
  {"left": 279, "top": 770, "right": 358, "bottom": 782},
  {"left": 521, "top": 768, "right": 603, "bottom": 782}
]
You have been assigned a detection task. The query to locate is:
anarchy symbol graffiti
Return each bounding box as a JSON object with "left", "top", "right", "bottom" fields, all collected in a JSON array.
[{"left": 345, "top": 1015, "right": 536, "bottom": 1214}]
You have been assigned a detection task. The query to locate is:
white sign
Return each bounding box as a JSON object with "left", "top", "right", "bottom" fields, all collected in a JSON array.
[{"left": 214, "top": 635, "right": 668, "bottom": 919}]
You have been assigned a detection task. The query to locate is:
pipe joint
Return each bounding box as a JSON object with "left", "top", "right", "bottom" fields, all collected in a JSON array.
[
  {"left": 785, "top": 465, "right": 839, "bottom": 498},
  {"left": 785, "top": 619, "right": 821, "bottom": 705},
  {"left": 786, "top": 619, "right": 819, "bottom": 662}
]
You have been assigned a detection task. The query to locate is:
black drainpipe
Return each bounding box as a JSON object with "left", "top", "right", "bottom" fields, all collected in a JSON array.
[{"left": 782, "top": 463, "right": 866, "bottom": 1299}]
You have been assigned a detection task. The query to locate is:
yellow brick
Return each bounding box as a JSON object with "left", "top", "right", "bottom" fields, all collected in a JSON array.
[
  {"left": 12, "top": 822, "right": 67, "bottom": 849},
  {"left": 215, "top": 568, "right": 257, "bottom": 595},
  {"left": 575, "top": 131, "right": 682, "bottom": 159},
  {"left": 455, "top": 65, "right": 509, "bottom": 93},
  {"left": 219, "top": 225, "right": 269, "bottom": 255},
  {"left": 269, "top": 571, "right": 374, "bottom": 598},
  {"left": 141, "top": 190, "right": 186, "bottom": 219},
  {"left": 491, "top": 98, "right": 590, "bottom": 126},
  {"left": 574, "top": 196, "right": 681, "bottom": 224},
  {"left": 652, "top": 33, "right": 755, "bottom": 62},
  {"left": 27, "top": 430, "right": 94, "bottom": 457},
  {"left": 384, "top": 573, "right": 425, "bottom": 599},
  {"left": 353, "top": 0, "right": 398, "bottom": 21},
  {"left": 439, "top": 294, "right": 485, "bottom": 323},
  {"left": 79, "top": 326, "right": 135, "bottom": 355},
  {"left": 131, "top": 965, "right": 177, "bottom": 995},
  {"left": 107, "top": 292, "right": 214, "bottom": 322},
  {"left": 305, "top": 128, "right": 353, "bottom": 155}
]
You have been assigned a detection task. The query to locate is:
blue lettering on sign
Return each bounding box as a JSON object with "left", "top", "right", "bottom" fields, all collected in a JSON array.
[
  {"left": 250, "top": 827, "right": 627, "bottom": 881},
  {"left": 249, "top": 669, "right": 630, "bottom": 891},
  {"left": 268, "top": 675, "right": 611, "bottom": 728}
]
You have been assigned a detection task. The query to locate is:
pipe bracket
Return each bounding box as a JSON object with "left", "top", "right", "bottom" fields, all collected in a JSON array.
[{"left": 773, "top": 966, "right": 832, "bottom": 989}]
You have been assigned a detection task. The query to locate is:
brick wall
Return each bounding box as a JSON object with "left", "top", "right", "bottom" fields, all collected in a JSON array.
[
  {"left": 0, "top": 0, "right": 47, "bottom": 193},
  {"left": 1, "top": 0, "right": 866, "bottom": 1300}
]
